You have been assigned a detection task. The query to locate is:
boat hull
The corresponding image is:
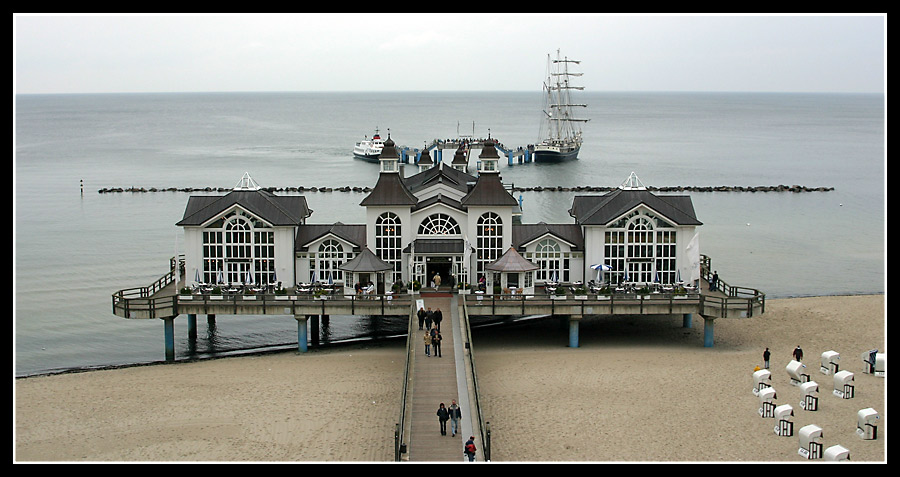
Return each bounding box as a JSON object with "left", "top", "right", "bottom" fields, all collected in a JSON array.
[
  {"left": 353, "top": 152, "right": 381, "bottom": 163},
  {"left": 532, "top": 144, "right": 580, "bottom": 162}
]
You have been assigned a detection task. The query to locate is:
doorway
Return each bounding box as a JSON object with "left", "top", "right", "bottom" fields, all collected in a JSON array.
[{"left": 425, "top": 256, "right": 453, "bottom": 287}]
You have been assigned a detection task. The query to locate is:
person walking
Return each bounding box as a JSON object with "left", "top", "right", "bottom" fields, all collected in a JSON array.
[
  {"left": 432, "top": 328, "right": 442, "bottom": 357},
  {"left": 423, "top": 330, "right": 432, "bottom": 357},
  {"left": 417, "top": 306, "right": 426, "bottom": 330},
  {"left": 710, "top": 271, "right": 719, "bottom": 291},
  {"left": 448, "top": 399, "right": 462, "bottom": 437},
  {"left": 434, "top": 272, "right": 441, "bottom": 290},
  {"left": 436, "top": 403, "right": 449, "bottom": 436},
  {"left": 793, "top": 345, "right": 804, "bottom": 362},
  {"left": 425, "top": 307, "right": 434, "bottom": 330},
  {"left": 432, "top": 307, "right": 443, "bottom": 332},
  {"left": 464, "top": 436, "right": 477, "bottom": 462},
  {"left": 763, "top": 347, "right": 771, "bottom": 369}
]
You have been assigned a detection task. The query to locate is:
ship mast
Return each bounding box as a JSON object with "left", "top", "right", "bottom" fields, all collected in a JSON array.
[{"left": 541, "top": 49, "right": 588, "bottom": 143}]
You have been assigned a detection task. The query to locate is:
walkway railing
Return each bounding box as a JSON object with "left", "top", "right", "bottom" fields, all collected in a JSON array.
[
  {"left": 394, "top": 301, "right": 417, "bottom": 461},
  {"left": 460, "top": 297, "right": 491, "bottom": 461}
]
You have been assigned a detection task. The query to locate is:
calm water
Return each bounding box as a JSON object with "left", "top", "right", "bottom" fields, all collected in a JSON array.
[{"left": 14, "top": 91, "right": 885, "bottom": 377}]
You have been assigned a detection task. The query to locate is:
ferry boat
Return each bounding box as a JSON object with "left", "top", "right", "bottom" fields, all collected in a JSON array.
[
  {"left": 534, "top": 50, "right": 589, "bottom": 162},
  {"left": 353, "top": 128, "right": 386, "bottom": 162}
]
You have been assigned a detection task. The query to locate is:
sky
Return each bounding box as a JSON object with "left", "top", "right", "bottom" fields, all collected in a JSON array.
[{"left": 13, "top": 13, "right": 886, "bottom": 95}]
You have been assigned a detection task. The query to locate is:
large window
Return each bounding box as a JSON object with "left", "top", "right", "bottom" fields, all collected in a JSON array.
[
  {"left": 476, "top": 212, "right": 503, "bottom": 281},
  {"left": 533, "top": 238, "right": 561, "bottom": 282},
  {"left": 314, "top": 239, "right": 347, "bottom": 283},
  {"left": 418, "top": 213, "right": 460, "bottom": 235},
  {"left": 376, "top": 212, "right": 402, "bottom": 283},
  {"left": 201, "top": 210, "right": 274, "bottom": 285},
  {"left": 603, "top": 210, "right": 676, "bottom": 284}
]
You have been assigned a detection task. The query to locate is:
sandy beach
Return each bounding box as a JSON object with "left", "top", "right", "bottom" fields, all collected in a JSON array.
[{"left": 15, "top": 294, "right": 886, "bottom": 462}]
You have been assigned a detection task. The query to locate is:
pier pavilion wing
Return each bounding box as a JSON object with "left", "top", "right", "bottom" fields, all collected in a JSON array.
[
  {"left": 177, "top": 173, "right": 311, "bottom": 289},
  {"left": 513, "top": 222, "right": 585, "bottom": 284},
  {"left": 295, "top": 222, "right": 367, "bottom": 285},
  {"left": 568, "top": 173, "right": 703, "bottom": 285}
]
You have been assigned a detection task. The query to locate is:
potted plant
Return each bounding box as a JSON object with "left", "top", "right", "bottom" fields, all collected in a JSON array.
[
  {"left": 179, "top": 287, "right": 193, "bottom": 299},
  {"left": 457, "top": 283, "right": 471, "bottom": 294},
  {"left": 552, "top": 287, "right": 567, "bottom": 300},
  {"left": 210, "top": 286, "right": 223, "bottom": 300},
  {"left": 573, "top": 286, "right": 588, "bottom": 300}
]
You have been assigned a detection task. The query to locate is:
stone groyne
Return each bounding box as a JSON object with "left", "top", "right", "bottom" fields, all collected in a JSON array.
[{"left": 96, "top": 184, "right": 834, "bottom": 194}]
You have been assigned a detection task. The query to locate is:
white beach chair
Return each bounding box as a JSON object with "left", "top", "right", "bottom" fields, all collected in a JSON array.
[
  {"left": 856, "top": 408, "right": 879, "bottom": 440},
  {"left": 823, "top": 445, "right": 850, "bottom": 461},
  {"left": 832, "top": 370, "right": 855, "bottom": 399},
  {"left": 820, "top": 350, "right": 840, "bottom": 375},
  {"left": 798, "top": 424, "right": 823, "bottom": 459}
]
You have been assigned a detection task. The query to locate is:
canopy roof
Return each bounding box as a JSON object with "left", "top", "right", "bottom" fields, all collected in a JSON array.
[
  {"left": 486, "top": 247, "right": 538, "bottom": 272},
  {"left": 338, "top": 247, "right": 392, "bottom": 272}
]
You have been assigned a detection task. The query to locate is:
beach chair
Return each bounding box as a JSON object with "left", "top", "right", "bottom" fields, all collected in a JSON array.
[
  {"left": 798, "top": 424, "right": 823, "bottom": 459},
  {"left": 832, "top": 370, "right": 855, "bottom": 399},
  {"left": 856, "top": 408, "right": 879, "bottom": 440},
  {"left": 752, "top": 369, "right": 772, "bottom": 396},
  {"left": 799, "top": 381, "right": 819, "bottom": 411},
  {"left": 786, "top": 360, "right": 810, "bottom": 386},
  {"left": 774, "top": 404, "right": 794, "bottom": 436},
  {"left": 820, "top": 350, "right": 840, "bottom": 375},
  {"left": 823, "top": 445, "right": 850, "bottom": 461},
  {"left": 758, "top": 387, "right": 777, "bottom": 418}
]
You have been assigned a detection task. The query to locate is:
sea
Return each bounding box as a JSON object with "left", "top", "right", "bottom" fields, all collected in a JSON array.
[{"left": 14, "top": 91, "right": 885, "bottom": 377}]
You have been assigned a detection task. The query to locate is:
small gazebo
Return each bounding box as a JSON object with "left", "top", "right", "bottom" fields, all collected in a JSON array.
[
  {"left": 486, "top": 247, "right": 539, "bottom": 295},
  {"left": 339, "top": 247, "right": 392, "bottom": 295}
]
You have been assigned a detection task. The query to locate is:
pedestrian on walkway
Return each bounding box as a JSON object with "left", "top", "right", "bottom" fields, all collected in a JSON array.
[
  {"left": 449, "top": 399, "right": 462, "bottom": 437},
  {"left": 464, "top": 436, "right": 477, "bottom": 461},
  {"left": 434, "top": 273, "right": 441, "bottom": 290},
  {"left": 417, "top": 306, "right": 426, "bottom": 330},
  {"left": 433, "top": 307, "right": 443, "bottom": 332},
  {"left": 763, "top": 347, "right": 771, "bottom": 369},
  {"left": 425, "top": 307, "right": 434, "bottom": 330},
  {"left": 432, "top": 328, "right": 442, "bottom": 357},
  {"left": 424, "top": 330, "right": 432, "bottom": 357},
  {"left": 436, "top": 403, "right": 449, "bottom": 436}
]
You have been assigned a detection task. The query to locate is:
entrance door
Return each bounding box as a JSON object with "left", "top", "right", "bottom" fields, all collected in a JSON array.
[{"left": 425, "top": 257, "right": 453, "bottom": 287}]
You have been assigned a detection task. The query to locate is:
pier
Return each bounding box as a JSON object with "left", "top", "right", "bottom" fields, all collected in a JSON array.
[
  {"left": 396, "top": 137, "right": 530, "bottom": 167},
  {"left": 111, "top": 253, "right": 762, "bottom": 461}
]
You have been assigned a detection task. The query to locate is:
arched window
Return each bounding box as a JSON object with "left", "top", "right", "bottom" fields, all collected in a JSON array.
[
  {"left": 201, "top": 210, "right": 274, "bottom": 285},
  {"left": 418, "top": 213, "right": 461, "bottom": 235},
  {"left": 476, "top": 212, "right": 503, "bottom": 280},
  {"left": 376, "top": 212, "right": 402, "bottom": 283},
  {"left": 316, "top": 239, "right": 346, "bottom": 282},
  {"left": 534, "top": 238, "right": 562, "bottom": 282},
  {"left": 603, "top": 210, "right": 676, "bottom": 284}
]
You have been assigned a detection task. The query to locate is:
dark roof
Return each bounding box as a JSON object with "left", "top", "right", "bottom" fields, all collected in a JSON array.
[
  {"left": 177, "top": 189, "right": 310, "bottom": 226},
  {"left": 411, "top": 193, "right": 465, "bottom": 213},
  {"left": 402, "top": 238, "right": 466, "bottom": 254},
  {"left": 417, "top": 147, "right": 433, "bottom": 165},
  {"left": 486, "top": 247, "right": 538, "bottom": 272},
  {"left": 338, "top": 247, "right": 392, "bottom": 272},
  {"left": 295, "top": 223, "right": 366, "bottom": 252},
  {"left": 513, "top": 223, "right": 584, "bottom": 251},
  {"left": 460, "top": 173, "right": 519, "bottom": 207},
  {"left": 451, "top": 147, "right": 468, "bottom": 165},
  {"left": 403, "top": 163, "right": 474, "bottom": 195},
  {"left": 359, "top": 172, "right": 418, "bottom": 206},
  {"left": 569, "top": 188, "right": 702, "bottom": 226}
]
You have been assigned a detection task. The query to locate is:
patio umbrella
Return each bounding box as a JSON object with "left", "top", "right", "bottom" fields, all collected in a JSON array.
[
  {"left": 217, "top": 269, "right": 224, "bottom": 284},
  {"left": 590, "top": 263, "right": 612, "bottom": 282},
  {"left": 194, "top": 268, "right": 201, "bottom": 285}
]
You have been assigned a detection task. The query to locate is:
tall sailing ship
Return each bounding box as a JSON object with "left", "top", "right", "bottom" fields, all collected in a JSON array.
[{"left": 533, "top": 50, "right": 589, "bottom": 162}]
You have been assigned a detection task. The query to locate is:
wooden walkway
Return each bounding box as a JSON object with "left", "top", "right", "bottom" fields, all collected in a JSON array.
[{"left": 406, "top": 291, "right": 478, "bottom": 462}]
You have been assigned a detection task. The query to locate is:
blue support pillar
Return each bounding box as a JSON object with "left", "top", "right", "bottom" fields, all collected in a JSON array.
[
  {"left": 682, "top": 313, "right": 693, "bottom": 328},
  {"left": 187, "top": 314, "right": 197, "bottom": 340},
  {"left": 568, "top": 316, "right": 580, "bottom": 348},
  {"left": 296, "top": 316, "right": 309, "bottom": 353},
  {"left": 703, "top": 316, "right": 715, "bottom": 347},
  {"left": 508, "top": 152, "right": 513, "bottom": 166},
  {"left": 163, "top": 317, "right": 175, "bottom": 361}
]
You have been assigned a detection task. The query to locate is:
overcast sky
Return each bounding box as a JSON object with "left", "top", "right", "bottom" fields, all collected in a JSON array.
[{"left": 14, "top": 13, "right": 885, "bottom": 95}]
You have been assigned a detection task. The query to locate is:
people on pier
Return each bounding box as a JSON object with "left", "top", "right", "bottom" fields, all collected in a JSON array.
[
  {"left": 449, "top": 399, "right": 462, "bottom": 437},
  {"left": 464, "top": 436, "right": 477, "bottom": 461},
  {"left": 432, "top": 327, "right": 442, "bottom": 357},
  {"left": 424, "top": 331, "right": 432, "bottom": 357},
  {"left": 433, "top": 308, "right": 443, "bottom": 332},
  {"left": 436, "top": 403, "right": 449, "bottom": 435}
]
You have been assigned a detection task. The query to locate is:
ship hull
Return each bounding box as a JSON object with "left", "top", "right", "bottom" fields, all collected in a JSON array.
[
  {"left": 532, "top": 144, "right": 580, "bottom": 162},
  {"left": 353, "top": 151, "right": 381, "bottom": 163}
]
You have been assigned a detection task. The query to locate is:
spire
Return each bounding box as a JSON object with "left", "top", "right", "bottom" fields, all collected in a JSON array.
[
  {"left": 619, "top": 172, "right": 646, "bottom": 190},
  {"left": 478, "top": 134, "right": 500, "bottom": 174},
  {"left": 417, "top": 142, "right": 434, "bottom": 173},
  {"left": 378, "top": 130, "right": 400, "bottom": 173},
  {"left": 234, "top": 172, "right": 261, "bottom": 191}
]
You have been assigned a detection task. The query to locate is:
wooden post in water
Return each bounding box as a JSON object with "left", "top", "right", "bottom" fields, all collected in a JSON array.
[
  {"left": 163, "top": 317, "right": 175, "bottom": 361},
  {"left": 296, "top": 315, "right": 308, "bottom": 353},
  {"left": 187, "top": 314, "right": 197, "bottom": 340}
]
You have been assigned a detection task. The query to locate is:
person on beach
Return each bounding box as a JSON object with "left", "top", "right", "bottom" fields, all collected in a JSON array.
[
  {"left": 432, "top": 328, "right": 443, "bottom": 357},
  {"left": 417, "top": 306, "right": 426, "bottom": 330},
  {"left": 437, "top": 403, "right": 450, "bottom": 435},
  {"left": 464, "top": 436, "right": 477, "bottom": 461},
  {"left": 424, "top": 331, "right": 432, "bottom": 357},
  {"left": 449, "top": 399, "right": 462, "bottom": 437},
  {"left": 763, "top": 347, "right": 771, "bottom": 369},
  {"left": 433, "top": 307, "right": 443, "bottom": 332},
  {"left": 793, "top": 345, "right": 803, "bottom": 362}
]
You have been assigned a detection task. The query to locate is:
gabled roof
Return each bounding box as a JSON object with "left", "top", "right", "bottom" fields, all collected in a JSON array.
[
  {"left": 359, "top": 172, "right": 418, "bottom": 207},
  {"left": 513, "top": 223, "right": 584, "bottom": 251},
  {"left": 295, "top": 222, "right": 366, "bottom": 251},
  {"left": 177, "top": 189, "right": 310, "bottom": 227},
  {"left": 486, "top": 247, "right": 538, "bottom": 272},
  {"left": 460, "top": 173, "right": 519, "bottom": 207},
  {"left": 411, "top": 193, "right": 465, "bottom": 213},
  {"left": 338, "top": 247, "right": 392, "bottom": 272},
  {"left": 403, "top": 163, "right": 474, "bottom": 196},
  {"left": 569, "top": 188, "right": 702, "bottom": 226}
]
